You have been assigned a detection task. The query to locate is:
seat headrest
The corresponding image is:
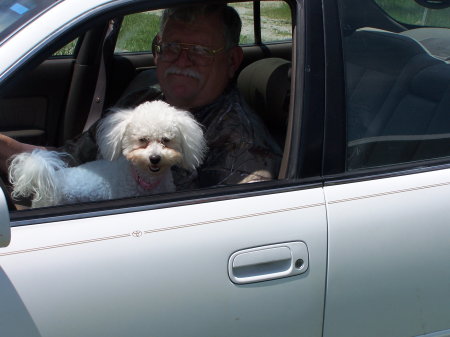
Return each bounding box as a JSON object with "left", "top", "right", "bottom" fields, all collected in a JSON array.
[{"left": 237, "top": 58, "right": 291, "bottom": 129}]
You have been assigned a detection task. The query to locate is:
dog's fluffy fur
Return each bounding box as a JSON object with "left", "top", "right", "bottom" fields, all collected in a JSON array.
[{"left": 8, "top": 101, "right": 207, "bottom": 207}]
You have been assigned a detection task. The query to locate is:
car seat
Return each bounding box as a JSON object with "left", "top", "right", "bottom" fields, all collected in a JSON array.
[
  {"left": 237, "top": 57, "right": 291, "bottom": 147},
  {"left": 345, "top": 28, "right": 450, "bottom": 168}
]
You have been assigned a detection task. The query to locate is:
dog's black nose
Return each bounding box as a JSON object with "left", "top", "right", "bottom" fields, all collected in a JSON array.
[{"left": 150, "top": 155, "right": 161, "bottom": 164}]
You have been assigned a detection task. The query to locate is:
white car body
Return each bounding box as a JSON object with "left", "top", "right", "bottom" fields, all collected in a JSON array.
[
  {"left": 0, "top": 0, "right": 112, "bottom": 81},
  {"left": 0, "top": 0, "right": 449, "bottom": 336}
]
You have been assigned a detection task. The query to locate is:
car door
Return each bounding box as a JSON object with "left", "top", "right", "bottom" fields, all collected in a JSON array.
[
  {"left": 0, "top": 56, "right": 76, "bottom": 146},
  {"left": 0, "top": 188, "right": 327, "bottom": 337},
  {"left": 324, "top": 170, "right": 450, "bottom": 337},
  {"left": 322, "top": 0, "right": 450, "bottom": 336},
  {"left": 0, "top": 0, "right": 329, "bottom": 336}
]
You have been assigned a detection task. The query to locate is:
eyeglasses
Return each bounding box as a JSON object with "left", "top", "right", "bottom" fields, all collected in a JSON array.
[{"left": 155, "top": 42, "right": 225, "bottom": 66}]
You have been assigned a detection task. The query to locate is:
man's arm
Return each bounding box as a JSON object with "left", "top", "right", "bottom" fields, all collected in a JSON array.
[
  {"left": 0, "top": 134, "right": 46, "bottom": 175},
  {"left": 197, "top": 137, "right": 281, "bottom": 187}
]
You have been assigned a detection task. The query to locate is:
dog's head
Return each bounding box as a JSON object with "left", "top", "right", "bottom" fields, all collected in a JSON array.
[{"left": 97, "top": 101, "right": 207, "bottom": 176}]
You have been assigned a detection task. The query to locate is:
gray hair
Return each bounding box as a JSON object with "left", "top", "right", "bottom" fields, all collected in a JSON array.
[{"left": 159, "top": 4, "right": 242, "bottom": 49}]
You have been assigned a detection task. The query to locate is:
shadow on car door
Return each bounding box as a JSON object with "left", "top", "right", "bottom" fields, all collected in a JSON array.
[{"left": 0, "top": 266, "right": 42, "bottom": 337}]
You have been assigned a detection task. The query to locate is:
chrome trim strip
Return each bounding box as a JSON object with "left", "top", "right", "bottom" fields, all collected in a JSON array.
[
  {"left": 0, "top": 233, "right": 130, "bottom": 256},
  {"left": 328, "top": 181, "right": 450, "bottom": 204},
  {"left": 144, "top": 203, "right": 325, "bottom": 234},
  {"left": 10, "top": 182, "right": 320, "bottom": 227}
]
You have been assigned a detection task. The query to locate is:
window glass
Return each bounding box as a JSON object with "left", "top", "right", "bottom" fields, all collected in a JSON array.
[
  {"left": 6, "top": 2, "right": 292, "bottom": 212},
  {"left": 232, "top": 1, "right": 292, "bottom": 44},
  {"left": 340, "top": 0, "right": 450, "bottom": 170},
  {"left": 375, "top": 0, "right": 450, "bottom": 28},
  {"left": 52, "top": 38, "right": 78, "bottom": 56},
  {"left": 114, "top": 1, "right": 292, "bottom": 53},
  {"left": 0, "top": 0, "right": 61, "bottom": 43},
  {"left": 260, "top": 1, "right": 292, "bottom": 42},
  {"left": 115, "top": 11, "right": 161, "bottom": 53},
  {"left": 230, "top": 2, "right": 255, "bottom": 44}
]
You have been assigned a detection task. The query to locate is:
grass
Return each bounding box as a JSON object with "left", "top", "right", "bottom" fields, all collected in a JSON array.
[
  {"left": 233, "top": 1, "right": 292, "bottom": 44},
  {"left": 115, "top": 12, "right": 161, "bottom": 52},
  {"left": 260, "top": 2, "right": 291, "bottom": 21},
  {"left": 53, "top": 38, "right": 78, "bottom": 56}
]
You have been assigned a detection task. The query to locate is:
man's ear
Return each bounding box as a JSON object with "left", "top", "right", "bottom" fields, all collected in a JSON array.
[
  {"left": 227, "top": 46, "right": 244, "bottom": 78},
  {"left": 152, "top": 34, "right": 162, "bottom": 64}
]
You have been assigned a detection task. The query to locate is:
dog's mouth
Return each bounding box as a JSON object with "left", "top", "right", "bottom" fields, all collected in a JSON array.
[{"left": 149, "top": 165, "right": 161, "bottom": 173}]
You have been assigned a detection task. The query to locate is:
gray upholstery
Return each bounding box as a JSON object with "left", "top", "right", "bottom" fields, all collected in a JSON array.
[
  {"left": 237, "top": 57, "right": 291, "bottom": 145},
  {"left": 345, "top": 28, "right": 450, "bottom": 169}
]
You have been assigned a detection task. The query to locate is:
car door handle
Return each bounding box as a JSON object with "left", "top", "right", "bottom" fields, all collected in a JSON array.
[{"left": 228, "top": 242, "right": 309, "bottom": 284}]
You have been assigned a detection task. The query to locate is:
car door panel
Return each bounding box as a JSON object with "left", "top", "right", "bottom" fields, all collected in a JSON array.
[
  {"left": 1, "top": 188, "right": 327, "bottom": 337},
  {"left": 0, "top": 58, "right": 74, "bottom": 146},
  {"left": 323, "top": 169, "right": 450, "bottom": 337}
]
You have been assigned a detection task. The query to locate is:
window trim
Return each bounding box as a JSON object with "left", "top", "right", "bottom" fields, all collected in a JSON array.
[
  {"left": 9, "top": 180, "right": 322, "bottom": 227},
  {"left": 321, "top": 0, "right": 346, "bottom": 177}
]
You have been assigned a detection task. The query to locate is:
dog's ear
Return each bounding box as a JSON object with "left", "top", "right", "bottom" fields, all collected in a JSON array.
[
  {"left": 177, "top": 111, "right": 208, "bottom": 171},
  {"left": 96, "top": 108, "right": 133, "bottom": 160}
]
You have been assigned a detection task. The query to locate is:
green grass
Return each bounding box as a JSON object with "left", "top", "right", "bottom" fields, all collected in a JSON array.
[
  {"left": 53, "top": 39, "right": 78, "bottom": 56},
  {"left": 261, "top": 2, "right": 291, "bottom": 21},
  {"left": 240, "top": 34, "right": 253, "bottom": 44},
  {"left": 115, "top": 12, "right": 161, "bottom": 52}
]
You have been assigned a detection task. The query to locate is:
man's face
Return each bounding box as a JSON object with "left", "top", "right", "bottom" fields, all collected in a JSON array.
[{"left": 155, "top": 13, "right": 242, "bottom": 109}]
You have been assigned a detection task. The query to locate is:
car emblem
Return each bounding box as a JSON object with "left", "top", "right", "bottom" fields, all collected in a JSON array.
[{"left": 132, "top": 230, "right": 143, "bottom": 238}]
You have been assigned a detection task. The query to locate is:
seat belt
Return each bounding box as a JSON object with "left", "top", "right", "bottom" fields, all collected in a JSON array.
[{"left": 83, "top": 18, "right": 121, "bottom": 132}]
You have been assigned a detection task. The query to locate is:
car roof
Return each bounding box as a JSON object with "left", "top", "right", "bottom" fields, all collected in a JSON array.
[{"left": 0, "top": 0, "right": 118, "bottom": 81}]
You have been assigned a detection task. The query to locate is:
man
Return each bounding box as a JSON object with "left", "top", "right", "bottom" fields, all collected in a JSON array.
[{"left": 0, "top": 4, "right": 281, "bottom": 190}]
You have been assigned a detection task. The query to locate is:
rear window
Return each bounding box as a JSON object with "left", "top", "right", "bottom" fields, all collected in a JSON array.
[
  {"left": 114, "top": 1, "right": 292, "bottom": 54},
  {"left": 374, "top": 0, "right": 450, "bottom": 28},
  {"left": 0, "top": 0, "right": 62, "bottom": 43}
]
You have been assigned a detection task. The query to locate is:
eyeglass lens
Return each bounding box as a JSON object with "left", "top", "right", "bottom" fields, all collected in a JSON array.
[{"left": 158, "top": 42, "right": 217, "bottom": 66}]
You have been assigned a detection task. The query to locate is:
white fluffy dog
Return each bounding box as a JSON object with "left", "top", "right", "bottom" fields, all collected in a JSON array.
[{"left": 8, "top": 100, "right": 207, "bottom": 208}]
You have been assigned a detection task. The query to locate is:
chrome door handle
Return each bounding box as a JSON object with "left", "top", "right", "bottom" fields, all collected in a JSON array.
[{"left": 228, "top": 242, "right": 309, "bottom": 284}]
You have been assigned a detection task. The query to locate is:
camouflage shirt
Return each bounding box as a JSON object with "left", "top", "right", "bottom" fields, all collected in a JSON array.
[{"left": 61, "top": 85, "right": 282, "bottom": 190}]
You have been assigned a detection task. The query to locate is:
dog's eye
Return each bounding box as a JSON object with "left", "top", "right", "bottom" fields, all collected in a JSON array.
[
  {"left": 162, "top": 137, "right": 171, "bottom": 144},
  {"left": 139, "top": 137, "right": 149, "bottom": 144}
]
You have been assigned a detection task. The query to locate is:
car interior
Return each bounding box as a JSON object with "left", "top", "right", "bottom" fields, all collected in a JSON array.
[
  {"left": 345, "top": 28, "right": 450, "bottom": 169},
  {"left": 0, "top": 1, "right": 295, "bottom": 212},
  {"left": 0, "top": 0, "right": 449, "bottom": 213}
]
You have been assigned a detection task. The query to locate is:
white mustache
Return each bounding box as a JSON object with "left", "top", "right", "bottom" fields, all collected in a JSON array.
[{"left": 165, "top": 66, "right": 202, "bottom": 80}]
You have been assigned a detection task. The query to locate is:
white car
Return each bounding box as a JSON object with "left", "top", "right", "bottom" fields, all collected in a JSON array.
[{"left": 0, "top": 0, "right": 449, "bottom": 336}]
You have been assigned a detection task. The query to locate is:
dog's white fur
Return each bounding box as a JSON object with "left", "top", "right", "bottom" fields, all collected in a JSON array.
[{"left": 8, "top": 101, "right": 207, "bottom": 207}]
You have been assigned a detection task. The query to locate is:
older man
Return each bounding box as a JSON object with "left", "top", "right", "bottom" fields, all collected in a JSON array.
[{"left": 0, "top": 4, "right": 281, "bottom": 190}]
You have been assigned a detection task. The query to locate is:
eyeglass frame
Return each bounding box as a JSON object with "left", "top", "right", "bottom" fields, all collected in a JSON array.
[{"left": 153, "top": 39, "right": 226, "bottom": 65}]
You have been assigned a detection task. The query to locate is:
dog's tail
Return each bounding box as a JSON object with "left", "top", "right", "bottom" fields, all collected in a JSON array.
[{"left": 8, "top": 149, "right": 69, "bottom": 202}]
